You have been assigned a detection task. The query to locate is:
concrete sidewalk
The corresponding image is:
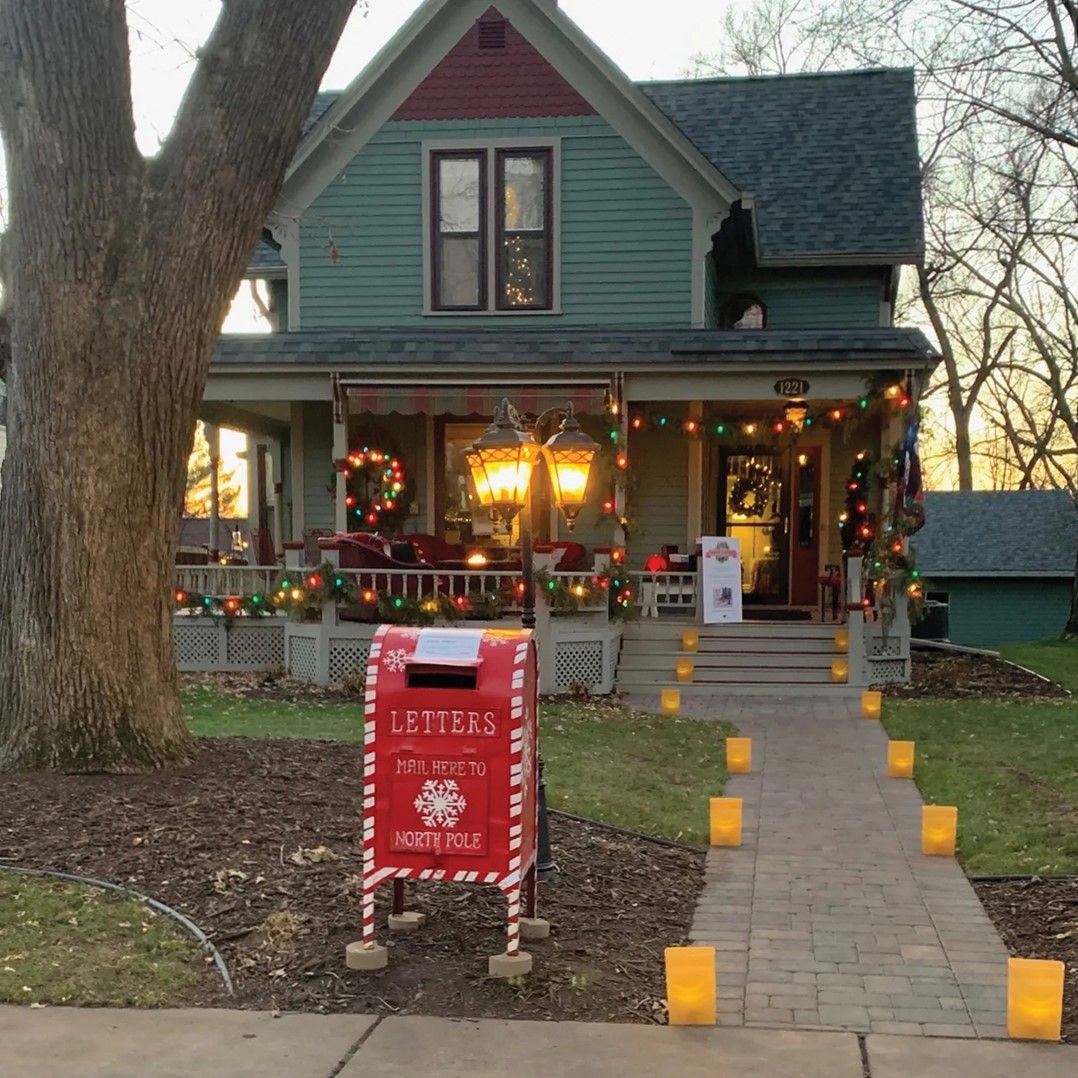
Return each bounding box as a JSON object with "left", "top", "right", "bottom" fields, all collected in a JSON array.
[{"left": 1, "top": 1007, "right": 1074, "bottom": 1077}]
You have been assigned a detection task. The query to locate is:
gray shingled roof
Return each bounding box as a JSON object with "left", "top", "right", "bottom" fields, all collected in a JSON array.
[
  {"left": 246, "top": 236, "right": 286, "bottom": 277},
  {"left": 286, "top": 68, "right": 922, "bottom": 265},
  {"left": 213, "top": 327, "right": 936, "bottom": 367},
  {"left": 641, "top": 69, "right": 923, "bottom": 263},
  {"left": 913, "top": 491, "right": 1077, "bottom": 576}
]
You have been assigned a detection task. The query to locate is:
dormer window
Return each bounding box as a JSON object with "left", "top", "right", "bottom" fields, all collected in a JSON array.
[
  {"left": 721, "top": 294, "right": 767, "bottom": 329},
  {"left": 428, "top": 143, "right": 557, "bottom": 313}
]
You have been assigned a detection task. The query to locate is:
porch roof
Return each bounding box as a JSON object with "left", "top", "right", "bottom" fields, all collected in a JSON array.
[{"left": 212, "top": 327, "right": 938, "bottom": 370}]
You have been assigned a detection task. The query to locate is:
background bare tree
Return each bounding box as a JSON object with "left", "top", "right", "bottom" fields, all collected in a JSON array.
[
  {"left": 0, "top": 0, "right": 355, "bottom": 771},
  {"left": 701, "top": 0, "right": 1078, "bottom": 633}
]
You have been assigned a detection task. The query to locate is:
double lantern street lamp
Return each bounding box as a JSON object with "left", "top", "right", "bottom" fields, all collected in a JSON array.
[
  {"left": 467, "top": 398, "right": 600, "bottom": 880},
  {"left": 466, "top": 398, "right": 599, "bottom": 628}
]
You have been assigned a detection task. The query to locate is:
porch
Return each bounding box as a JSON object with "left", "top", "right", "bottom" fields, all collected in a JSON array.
[{"left": 186, "top": 327, "right": 933, "bottom": 692}]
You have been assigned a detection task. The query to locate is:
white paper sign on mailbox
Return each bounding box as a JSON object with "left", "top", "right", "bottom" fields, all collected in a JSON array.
[{"left": 700, "top": 536, "right": 743, "bottom": 624}]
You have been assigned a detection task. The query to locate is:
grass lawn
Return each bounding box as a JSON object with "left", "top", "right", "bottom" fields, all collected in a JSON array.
[
  {"left": 884, "top": 639, "right": 1078, "bottom": 875},
  {"left": 0, "top": 873, "right": 204, "bottom": 1006},
  {"left": 184, "top": 684, "right": 734, "bottom": 847}
]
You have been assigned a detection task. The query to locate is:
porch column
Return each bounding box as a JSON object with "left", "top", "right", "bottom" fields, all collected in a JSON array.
[
  {"left": 269, "top": 438, "right": 285, "bottom": 555},
  {"left": 686, "top": 399, "right": 704, "bottom": 548},
  {"left": 613, "top": 375, "right": 628, "bottom": 549},
  {"left": 289, "top": 402, "right": 305, "bottom": 539},
  {"left": 205, "top": 422, "right": 221, "bottom": 562},
  {"left": 333, "top": 389, "right": 349, "bottom": 534}
]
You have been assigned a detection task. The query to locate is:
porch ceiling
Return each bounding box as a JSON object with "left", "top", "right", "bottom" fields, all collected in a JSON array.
[{"left": 212, "top": 327, "right": 939, "bottom": 372}]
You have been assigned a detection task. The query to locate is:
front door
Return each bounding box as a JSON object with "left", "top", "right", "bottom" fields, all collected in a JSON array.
[
  {"left": 718, "top": 450, "right": 789, "bottom": 605},
  {"left": 789, "top": 447, "right": 822, "bottom": 605}
]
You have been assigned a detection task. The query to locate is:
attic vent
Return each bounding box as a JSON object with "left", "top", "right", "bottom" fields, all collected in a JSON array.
[{"left": 477, "top": 18, "right": 507, "bottom": 51}]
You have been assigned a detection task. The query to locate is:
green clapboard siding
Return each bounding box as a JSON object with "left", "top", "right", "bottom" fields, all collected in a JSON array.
[
  {"left": 716, "top": 268, "right": 885, "bottom": 329},
  {"left": 704, "top": 256, "right": 718, "bottom": 328},
  {"left": 302, "top": 403, "right": 336, "bottom": 533},
  {"left": 625, "top": 423, "right": 689, "bottom": 565},
  {"left": 299, "top": 117, "right": 692, "bottom": 328},
  {"left": 300, "top": 407, "right": 432, "bottom": 536},
  {"left": 930, "top": 577, "right": 1072, "bottom": 648}
]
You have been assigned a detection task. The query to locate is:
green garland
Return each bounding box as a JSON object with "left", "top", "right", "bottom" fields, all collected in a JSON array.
[
  {"left": 173, "top": 589, "right": 275, "bottom": 619},
  {"left": 535, "top": 568, "right": 636, "bottom": 622}
]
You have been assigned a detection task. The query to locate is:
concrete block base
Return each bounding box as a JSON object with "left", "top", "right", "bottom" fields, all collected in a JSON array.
[
  {"left": 519, "top": 917, "right": 550, "bottom": 940},
  {"left": 488, "top": 951, "right": 533, "bottom": 978},
  {"left": 388, "top": 912, "right": 427, "bottom": 933},
  {"left": 345, "top": 942, "right": 388, "bottom": 971}
]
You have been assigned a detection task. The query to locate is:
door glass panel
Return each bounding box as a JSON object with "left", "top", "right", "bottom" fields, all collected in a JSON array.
[
  {"left": 797, "top": 454, "right": 815, "bottom": 547},
  {"left": 724, "top": 453, "right": 785, "bottom": 601}
]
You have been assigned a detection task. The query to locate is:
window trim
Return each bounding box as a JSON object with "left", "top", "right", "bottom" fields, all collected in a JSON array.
[
  {"left": 422, "top": 138, "right": 562, "bottom": 316},
  {"left": 430, "top": 150, "right": 488, "bottom": 312},
  {"left": 495, "top": 147, "right": 554, "bottom": 312}
]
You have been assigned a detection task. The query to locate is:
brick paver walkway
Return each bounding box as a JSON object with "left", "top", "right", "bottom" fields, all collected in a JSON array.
[{"left": 627, "top": 694, "right": 1011, "bottom": 1038}]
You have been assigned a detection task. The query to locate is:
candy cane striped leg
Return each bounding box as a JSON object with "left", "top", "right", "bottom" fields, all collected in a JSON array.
[
  {"left": 505, "top": 882, "right": 522, "bottom": 956},
  {"left": 362, "top": 881, "right": 377, "bottom": 948}
]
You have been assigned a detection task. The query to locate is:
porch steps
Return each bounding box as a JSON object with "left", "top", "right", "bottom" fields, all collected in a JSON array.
[{"left": 615, "top": 621, "right": 859, "bottom": 698}]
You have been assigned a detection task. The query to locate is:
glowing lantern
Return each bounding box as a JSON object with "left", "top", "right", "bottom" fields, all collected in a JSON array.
[
  {"left": 922, "top": 806, "right": 958, "bottom": 856},
  {"left": 709, "top": 797, "right": 742, "bottom": 846},
  {"left": 540, "top": 405, "right": 599, "bottom": 532},
  {"left": 861, "top": 690, "right": 882, "bottom": 719},
  {"left": 831, "top": 658, "right": 849, "bottom": 683},
  {"left": 466, "top": 399, "right": 539, "bottom": 524},
  {"left": 726, "top": 737, "right": 752, "bottom": 774},
  {"left": 467, "top": 553, "right": 488, "bottom": 568},
  {"left": 1008, "top": 958, "right": 1065, "bottom": 1041},
  {"left": 887, "top": 741, "right": 915, "bottom": 778},
  {"left": 835, "top": 629, "right": 849, "bottom": 653},
  {"left": 682, "top": 629, "right": 699, "bottom": 653},
  {"left": 664, "top": 947, "right": 716, "bottom": 1025},
  {"left": 661, "top": 689, "right": 680, "bottom": 715},
  {"left": 676, "top": 659, "right": 694, "bottom": 683}
]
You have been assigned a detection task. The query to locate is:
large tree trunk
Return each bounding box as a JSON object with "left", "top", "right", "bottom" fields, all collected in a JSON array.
[{"left": 0, "top": 0, "right": 353, "bottom": 771}]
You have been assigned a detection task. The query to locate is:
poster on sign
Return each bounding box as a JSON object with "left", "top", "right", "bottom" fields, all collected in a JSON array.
[{"left": 700, "top": 536, "right": 743, "bottom": 624}]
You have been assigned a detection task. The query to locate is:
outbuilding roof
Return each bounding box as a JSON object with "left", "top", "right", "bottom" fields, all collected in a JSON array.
[{"left": 913, "top": 490, "right": 1077, "bottom": 577}]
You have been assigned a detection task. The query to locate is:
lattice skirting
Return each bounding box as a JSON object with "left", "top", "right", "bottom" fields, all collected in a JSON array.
[
  {"left": 288, "top": 635, "right": 319, "bottom": 683},
  {"left": 865, "top": 657, "right": 911, "bottom": 684},
  {"left": 552, "top": 630, "right": 621, "bottom": 694},
  {"left": 174, "top": 617, "right": 284, "bottom": 673},
  {"left": 329, "top": 639, "right": 372, "bottom": 683}
]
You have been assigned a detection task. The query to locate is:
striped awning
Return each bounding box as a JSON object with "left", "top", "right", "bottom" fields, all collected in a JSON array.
[{"left": 344, "top": 381, "right": 611, "bottom": 416}]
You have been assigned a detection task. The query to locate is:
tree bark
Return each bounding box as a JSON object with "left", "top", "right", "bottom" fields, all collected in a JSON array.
[{"left": 0, "top": 0, "right": 353, "bottom": 771}]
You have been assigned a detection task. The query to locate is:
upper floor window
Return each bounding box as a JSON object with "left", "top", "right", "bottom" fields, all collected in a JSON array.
[
  {"left": 720, "top": 293, "right": 767, "bottom": 329},
  {"left": 430, "top": 147, "right": 555, "bottom": 313}
]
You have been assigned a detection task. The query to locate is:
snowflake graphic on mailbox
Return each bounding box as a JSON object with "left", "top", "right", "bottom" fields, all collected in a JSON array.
[{"left": 414, "top": 778, "right": 467, "bottom": 828}]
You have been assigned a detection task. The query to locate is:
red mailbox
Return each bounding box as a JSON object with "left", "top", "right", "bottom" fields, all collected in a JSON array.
[{"left": 353, "top": 625, "right": 540, "bottom": 972}]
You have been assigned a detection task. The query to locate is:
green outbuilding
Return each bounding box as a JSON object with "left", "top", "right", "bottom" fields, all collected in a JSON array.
[{"left": 912, "top": 490, "right": 1076, "bottom": 648}]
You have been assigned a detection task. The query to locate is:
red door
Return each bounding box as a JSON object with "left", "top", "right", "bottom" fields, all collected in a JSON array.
[{"left": 789, "top": 447, "right": 822, "bottom": 605}]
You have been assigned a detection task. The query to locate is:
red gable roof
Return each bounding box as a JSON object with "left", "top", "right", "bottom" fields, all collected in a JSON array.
[{"left": 392, "top": 6, "right": 596, "bottom": 121}]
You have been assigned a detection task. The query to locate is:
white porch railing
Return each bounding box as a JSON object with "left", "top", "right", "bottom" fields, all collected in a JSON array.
[
  {"left": 629, "top": 571, "right": 699, "bottom": 618},
  {"left": 172, "top": 563, "right": 608, "bottom": 611},
  {"left": 175, "top": 564, "right": 281, "bottom": 598}
]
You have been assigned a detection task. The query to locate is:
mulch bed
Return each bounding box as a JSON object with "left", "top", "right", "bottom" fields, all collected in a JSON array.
[
  {"left": 883, "top": 648, "right": 1068, "bottom": 699},
  {"left": 973, "top": 878, "right": 1078, "bottom": 1043},
  {"left": 184, "top": 670, "right": 365, "bottom": 704},
  {"left": 0, "top": 738, "right": 700, "bottom": 1022}
]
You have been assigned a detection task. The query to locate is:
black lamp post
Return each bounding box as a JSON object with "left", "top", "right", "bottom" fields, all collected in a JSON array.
[{"left": 468, "top": 399, "right": 599, "bottom": 881}]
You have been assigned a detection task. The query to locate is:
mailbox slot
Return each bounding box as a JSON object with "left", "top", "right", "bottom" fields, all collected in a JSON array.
[{"left": 405, "top": 661, "right": 480, "bottom": 691}]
